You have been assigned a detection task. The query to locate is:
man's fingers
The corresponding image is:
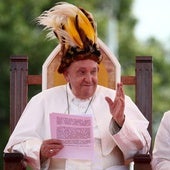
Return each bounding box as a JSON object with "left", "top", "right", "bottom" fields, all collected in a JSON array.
[
  {"left": 105, "top": 96, "right": 113, "bottom": 104},
  {"left": 43, "top": 139, "right": 62, "bottom": 144},
  {"left": 41, "top": 139, "right": 64, "bottom": 159}
]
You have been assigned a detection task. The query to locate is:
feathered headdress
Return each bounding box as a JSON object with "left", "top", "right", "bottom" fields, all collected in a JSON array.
[{"left": 37, "top": 2, "right": 102, "bottom": 73}]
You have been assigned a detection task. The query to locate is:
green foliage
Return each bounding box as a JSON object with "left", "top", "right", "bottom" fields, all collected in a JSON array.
[{"left": 118, "top": 0, "right": 170, "bottom": 139}]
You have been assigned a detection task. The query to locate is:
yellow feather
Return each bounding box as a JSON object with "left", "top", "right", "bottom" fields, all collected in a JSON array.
[
  {"left": 77, "top": 10, "right": 96, "bottom": 43},
  {"left": 37, "top": 2, "right": 97, "bottom": 47},
  {"left": 65, "top": 17, "right": 83, "bottom": 48}
]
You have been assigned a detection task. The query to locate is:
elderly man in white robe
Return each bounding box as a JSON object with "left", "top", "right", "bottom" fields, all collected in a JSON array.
[{"left": 4, "top": 2, "right": 151, "bottom": 170}]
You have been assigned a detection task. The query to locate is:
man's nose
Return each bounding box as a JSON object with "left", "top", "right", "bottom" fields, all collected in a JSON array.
[{"left": 84, "top": 73, "right": 92, "bottom": 82}]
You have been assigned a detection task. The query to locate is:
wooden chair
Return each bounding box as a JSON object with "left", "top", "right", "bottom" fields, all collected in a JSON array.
[{"left": 3, "top": 39, "right": 152, "bottom": 170}]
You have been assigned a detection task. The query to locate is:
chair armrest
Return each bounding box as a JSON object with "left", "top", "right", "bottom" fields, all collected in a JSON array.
[
  {"left": 133, "top": 153, "right": 152, "bottom": 170},
  {"left": 3, "top": 152, "right": 26, "bottom": 170}
]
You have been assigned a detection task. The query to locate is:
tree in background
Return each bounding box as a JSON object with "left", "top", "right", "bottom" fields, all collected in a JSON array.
[
  {"left": 1, "top": 0, "right": 170, "bottom": 168},
  {"left": 118, "top": 0, "right": 170, "bottom": 138}
]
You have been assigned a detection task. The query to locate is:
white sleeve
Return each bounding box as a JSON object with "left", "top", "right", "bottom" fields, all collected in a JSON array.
[
  {"left": 11, "top": 139, "right": 43, "bottom": 170},
  {"left": 4, "top": 93, "right": 50, "bottom": 170},
  {"left": 152, "top": 111, "right": 170, "bottom": 170},
  {"left": 112, "top": 96, "right": 151, "bottom": 160}
]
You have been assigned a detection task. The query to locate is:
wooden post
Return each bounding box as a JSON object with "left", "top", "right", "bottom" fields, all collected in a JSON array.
[
  {"left": 3, "top": 153, "right": 26, "bottom": 170},
  {"left": 134, "top": 56, "right": 152, "bottom": 170},
  {"left": 134, "top": 154, "right": 152, "bottom": 170},
  {"left": 135, "top": 56, "right": 152, "bottom": 139},
  {"left": 10, "top": 56, "right": 28, "bottom": 134}
]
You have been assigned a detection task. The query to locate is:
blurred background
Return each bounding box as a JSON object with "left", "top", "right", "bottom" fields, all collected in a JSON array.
[{"left": 1, "top": 0, "right": 170, "bottom": 168}]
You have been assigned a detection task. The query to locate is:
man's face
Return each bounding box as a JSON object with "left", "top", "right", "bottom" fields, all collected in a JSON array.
[{"left": 64, "top": 59, "right": 98, "bottom": 99}]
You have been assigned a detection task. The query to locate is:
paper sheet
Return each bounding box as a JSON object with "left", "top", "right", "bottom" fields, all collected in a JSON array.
[{"left": 50, "top": 113, "right": 94, "bottom": 160}]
